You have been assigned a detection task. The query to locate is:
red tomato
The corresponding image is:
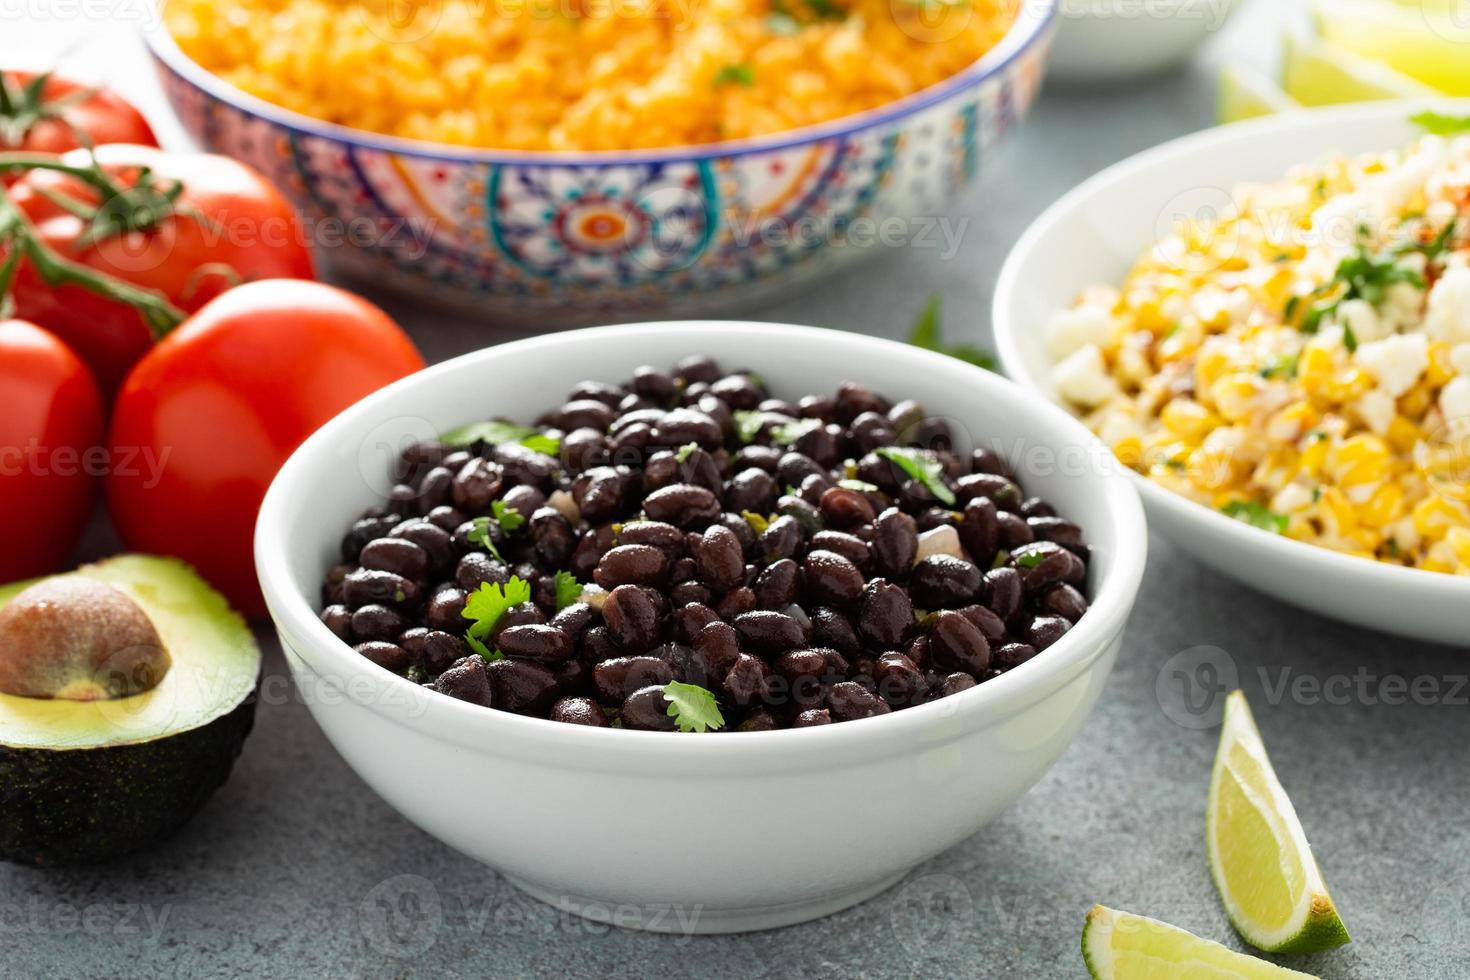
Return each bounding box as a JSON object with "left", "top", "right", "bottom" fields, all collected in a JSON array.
[
  {"left": 0, "top": 71, "right": 157, "bottom": 165},
  {"left": 0, "top": 319, "right": 105, "bottom": 583},
  {"left": 8, "top": 144, "right": 316, "bottom": 395},
  {"left": 106, "top": 280, "right": 425, "bottom": 615}
]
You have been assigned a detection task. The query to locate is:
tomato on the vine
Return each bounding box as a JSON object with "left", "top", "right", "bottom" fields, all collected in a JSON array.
[
  {"left": 0, "top": 319, "right": 105, "bottom": 583},
  {"left": 6, "top": 144, "right": 316, "bottom": 394},
  {"left": 0, "top": 71, "right": 157, "bottom": 165},
  {"left": 106, "top": 279, "right": 425, "bottom": 615}
]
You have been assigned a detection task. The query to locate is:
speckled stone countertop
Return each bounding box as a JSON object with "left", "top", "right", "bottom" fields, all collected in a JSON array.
[{"left": 4, "top": 3, "right": 1467, "bottom": 976}]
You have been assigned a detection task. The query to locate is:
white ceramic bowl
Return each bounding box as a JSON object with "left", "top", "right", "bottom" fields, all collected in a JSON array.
[
  {"left": 1047, "top": 0, "right": 1242, "bottom": 83},
  {"left": 994, "top": 101, "right": 1470, "bottom": 647},
  {"left": 255, "top": 322, "right": 1147, "bottom": 933}
]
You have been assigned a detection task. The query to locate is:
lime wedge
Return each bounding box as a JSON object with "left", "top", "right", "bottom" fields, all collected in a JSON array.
[
  {"left": 1082, "top": 906, "right": 1320, "bottom": 979},
  {"left": 1207, "top": 691, "right": 1350, "bottom": 954},
  {"left": 1219, "top": 64, "right": 1302, "bottom": 124},
  {"left": 1282, "top": 33, "right": 1439, "bottom": 106},
  {"left": 1315, "top": 0, "right": 1470, "bottom": 96}
]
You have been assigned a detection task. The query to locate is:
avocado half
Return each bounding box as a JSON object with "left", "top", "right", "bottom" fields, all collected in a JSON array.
[{"left": 0, "top": 555, "right": 260, "bottom": 866}]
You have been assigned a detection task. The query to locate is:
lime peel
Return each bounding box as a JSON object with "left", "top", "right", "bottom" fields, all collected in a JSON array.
[
  {"left": 1207, "top": 691, "right": 1350, "bottom": 955},
  {"left": 1082, "top": 905, "right": 1320, "bottom": 979}
]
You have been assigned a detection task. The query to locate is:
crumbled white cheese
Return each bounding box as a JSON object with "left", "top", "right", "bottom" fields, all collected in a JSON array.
[
  {"left": 1355, "top": 389, "right": 1397, "bottom": 436},
  {"left": 1045, "top": 303, "right": 1116, "bottom": 361},
  {"left": 1440, "top": 376, "right": 1470, "bottom": 434},
  {"left": 914, "top": 525, "right": 963, "bottom": 564},
  {"left": 1356, "top": 333, "right": 1429, "bottom": 397},
  {"left": 1334, "top": 299, "right": 1387, "bottom": 344},
  {"left": 1451, "top": 343, "right": 1470, "bottom": 376},
  {"left": 1052, "top": 344, "right": 1119, "bottom": 408},
  {"left": 1272, "top": 483, "right": 1315, "bottom": 514},
  {"left": 1425, "top": 265, "right": 1470, "bottom": 345}
]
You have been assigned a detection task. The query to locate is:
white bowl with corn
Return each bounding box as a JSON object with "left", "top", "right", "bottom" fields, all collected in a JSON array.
[{"left": 995, "top": 102, "right": 1470, "bottom": 646}]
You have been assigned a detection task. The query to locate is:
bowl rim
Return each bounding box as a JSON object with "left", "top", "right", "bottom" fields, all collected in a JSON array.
[
  {"left": 255, "top": 320, "right": 1147, "bottom": 770},
  {"left": 140, "top": 0, "right": 1056, "bottom": 167},
  {"left": 993, "top": 99, "right": 1470, "bottom": 606}
]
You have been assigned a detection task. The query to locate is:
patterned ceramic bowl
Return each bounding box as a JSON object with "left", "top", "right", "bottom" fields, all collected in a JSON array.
[{"left": 141, "top": 1, "right": 1056, "bottom": 320}]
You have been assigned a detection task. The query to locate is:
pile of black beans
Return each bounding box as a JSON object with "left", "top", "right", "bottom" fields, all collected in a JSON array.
[{"left": 320, "top": 356, "right": 1091, "bottom": 732}]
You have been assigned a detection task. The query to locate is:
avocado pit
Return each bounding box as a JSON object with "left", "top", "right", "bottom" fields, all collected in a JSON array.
[{"left": 0, "top": 577, "right": 171, "bottom": 701}]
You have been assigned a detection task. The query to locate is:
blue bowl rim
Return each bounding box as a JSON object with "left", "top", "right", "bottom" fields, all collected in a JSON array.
[{"left": 140, "top": 0, "right": 1056, "bottom": 167}]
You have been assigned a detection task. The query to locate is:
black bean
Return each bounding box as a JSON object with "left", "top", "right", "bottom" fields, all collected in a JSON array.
[
  {"left": 552, "top": 399, "right": 616, "bottom": 433},
  {"left": 451, "top": 457, "right": 504, "bottom": 512},
  {"left": 342, "top": 514, "right": 399, "bottom": 562},
  {"left": 955, "top": 473, "right": 1023, "bottom": 512},
  {"left": 617, "top": 520, "right": 686, "bottom": 563},
  {"left": 642, "top": 483, "right": 720, "bottom": 527},
  {"left": 500, "top": 485, "right": 547, "bottom": 521},
  {"left": 827, "top": 681, "right": 891, "bottom": 722},
  {"left": 581, "top": 626, "right": 621, "bottom": 664},
  {"left": 733, "top": 610, "right": 805, "bottom": 655},
  {"left": 1039, "top": 584, "right": 1088, "bottom": 623},
  {"left": 791, "top": 423, "right": 841, "bottom": 467},
  {"left": 834, "top": 381, "right": 887, "bottom": 424},
  {"left": 792, "top": 708, "right": 832, "bottom": 727},
  {"left": 424, "top": 587, "right": 468, "bottom": 635},
  {"left": 908, "top": 555, "right": 982, "bottom": 609},
  {"left": 752, "top": 558, "right": 801, "bottom": 610},
  {"left": 933, "top": 672, "right": 977, "bottom": 699},
  {"left": 434, "top": 657, "right": 494, "bottom": 705},
  {"left": 802, "top": 550, "right": 864, "bottom": 606},
  {"left": 484, "top": 659, "right": 559, "bottom": 713},
  {"left": 571, "top": 467, "right": 624, "bottom": 524},
  {"left": 1026, "top": 615, "right": 1071, "bottom": 651},
  {"left": 737, "top": 708, "right": 779, "bottom": 731},
  {"left": 868, "top": 507, "right": 919, "bottom": 579},
  {"left": 1010, "top": 542, "right": 1086, "bottom": 592},
  {"left": 629, "top": 365, "right": 674, "bottom": 404},
  {"left": 993, "top": 642, "right": 1039, "bottom": 671},
  {"left": 929, "top": 610, "right": 991, "bottom": 675},
  {"left": 675, "top": 355, "right": 720, "bottom": 384},
  {"left": 550, "top": 602, "right": 595, "bottom": 640},
  {"left": 696, "top": 524, "right": 745, "bottom": 592},
  {"left": 958, "top": 497, "right": 1000, "bottom": 568},
  {"left": 602, "top": 585, "right": 661, "bottom": 655},
  {"left": 859, "top": 579, "right": 913, "bottom": 649},
  {"left": 530, "top": 507, "right": 576, "bottom": 568},
  {"left": 420, "top": 631, "right": 464, "bottom": 675},
  {"left": 996, "top": 511, "right": 1035, "bottom": 550},
  {"left": 343, "top": 568, "right": 421, "bottom": 611},
  {"left": 358, "top": 640, "right": 411, "bottom": 673},
  {"left": 322, "top": 563, "right": 353, "bottom": 605},
  {"left": 721, "top": 653, "right": 771, "bottom": 707},
  {"left": 693, "top": 621, "right": 742, "bottom": 678},
  {"left": 498, "top": 624, "right": 574, "bottom": 663},
  {"left": 321, "top": 604, "right": 353, "bottom": 642},
  {"left": 653, "top": 408, "right": 723, "bottom": 449},
  {"left": 456, "top": 552, "right": 509, "bottom": 593},
  {"left": 550, "top": 696, "right": 608, "bottom": 726},
  {"left": 415, "top": 466, "right": 454, "bottom": 515},
  {"left": 592, "top": 656, "right": 673, "bottom": 703},
  {"left": 774, "top": 649, "right": 833, "bottom": 706},
  {"left": 873, "top": 652, "right": 927, "bottom": 707},
  {"left": 957, "top": 604, "right": 1008, "bottom": 645},
  {"left": 810, "top": 531, "right": 870, "bottom": 571},
  {"left": 725, "top": 468, "right": 778, "bottom": 514},
  {"left": 715, "top": 586, "right": 757, "bottom": 621},
  {"left": 982, "top": 567, "right": 1023, "bottom": 622},
  {"left": 758, "top": 515, "right": 803, "bottom": 563},
  {"left": 594, "top": 544, "right": 669, "bottom": 589},
  {"left": 388, "top": 519, "right": 454, "bottom": 575},
  {"left": 351, "top": 604, "right": 408, "bottom": 644}
]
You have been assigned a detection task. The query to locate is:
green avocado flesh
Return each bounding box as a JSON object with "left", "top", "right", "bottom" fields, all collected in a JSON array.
[{"left": 0, "top": 555, "right": 260, "bottom": 866}]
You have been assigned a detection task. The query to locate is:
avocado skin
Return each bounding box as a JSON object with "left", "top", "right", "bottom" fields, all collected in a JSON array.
[{"left": 0, "top": 691, "right": 256, "bottom": 867}]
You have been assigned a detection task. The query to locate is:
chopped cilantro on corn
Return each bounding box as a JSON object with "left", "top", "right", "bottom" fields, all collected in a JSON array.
[{"left": 1049, "top": 134, "right": 1470, "bottom": 574}]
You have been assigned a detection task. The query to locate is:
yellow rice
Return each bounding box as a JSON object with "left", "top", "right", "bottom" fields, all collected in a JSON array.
[{"left": 164, "top": 0, "right": 1017, "bottom": 151}]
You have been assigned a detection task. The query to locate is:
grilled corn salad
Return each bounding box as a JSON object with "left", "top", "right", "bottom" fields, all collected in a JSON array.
[{"left": 1048, "top": 132, "right": 1470, "bottom": 575}]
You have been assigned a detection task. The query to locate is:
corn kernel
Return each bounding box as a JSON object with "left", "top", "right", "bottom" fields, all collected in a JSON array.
[
  {"left": 1361, "top": 483, "right": 1405, "bottom": 528},
  {"left": 1412, "top": 495, "right": 1467, "bottom": 542},
  {"left": 1160, "top": 398, "right": 1218, "bottom": 443}
]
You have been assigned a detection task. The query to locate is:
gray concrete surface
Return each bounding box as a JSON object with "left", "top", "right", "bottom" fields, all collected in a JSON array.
[{"left": 4, "top": 2, "right": 1468, "bottom": 976}]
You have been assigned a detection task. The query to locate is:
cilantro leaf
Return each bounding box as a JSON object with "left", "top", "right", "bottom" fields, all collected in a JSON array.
[
  {"left": 1220, "top": 500, "right": 1288, "bottom": 535},
  {"left": 553, "top": 571, "right": 582, "bottom": 611},
  {"left": 466, "top": 517, "right": 503, "bottom": 561},
  {"left": 741, "top": 510, "right": 770, "bottom": 534},
  {"left": 1013, "top": 547, "right": 1046, "bottom": 569},
  {"left": 463, "top": 632, "right": 503, "bottom": 662},
  {"left": 675, "top": 442, "right": 698, "bottom": 463},
  {"left": 906, "top": 293, "right": 997, "bottom": 371},
  {"left": 492, "top": 499, "right": 526, "bottom": 535},
  {"left": 662, "top": 681, "right": 725, "bottom": 733},
  {"left": 770, "top": 417, "right": 823, "bottom": 447},
  {"left": 874, "top": 446, "right": 955, "bottom": 506},
  {"left": 765, "top": 11, "right": 799, "bottom": 34},
  {"left": 462, "top": 577, "right": 533, "bottom": 644},
  {"left": 440, "top": 419, "right": 560, "bottom": 457},
  {"left": 714, "top": 64, "right": 755, "bottom": 88},
  {"left": 733, "top": 410, "right": 765, "bottom": 444},
  {"left": 1411, "top": 111, "right": 1470, "bottom": 136},
  {"left": 1259, "top": 353, "right": 1298, "bottom": 380}
]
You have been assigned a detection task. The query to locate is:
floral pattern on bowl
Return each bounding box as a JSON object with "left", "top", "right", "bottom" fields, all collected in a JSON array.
[{"left": 143, "top": 3, "right": 1055, "bottom": 318}]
